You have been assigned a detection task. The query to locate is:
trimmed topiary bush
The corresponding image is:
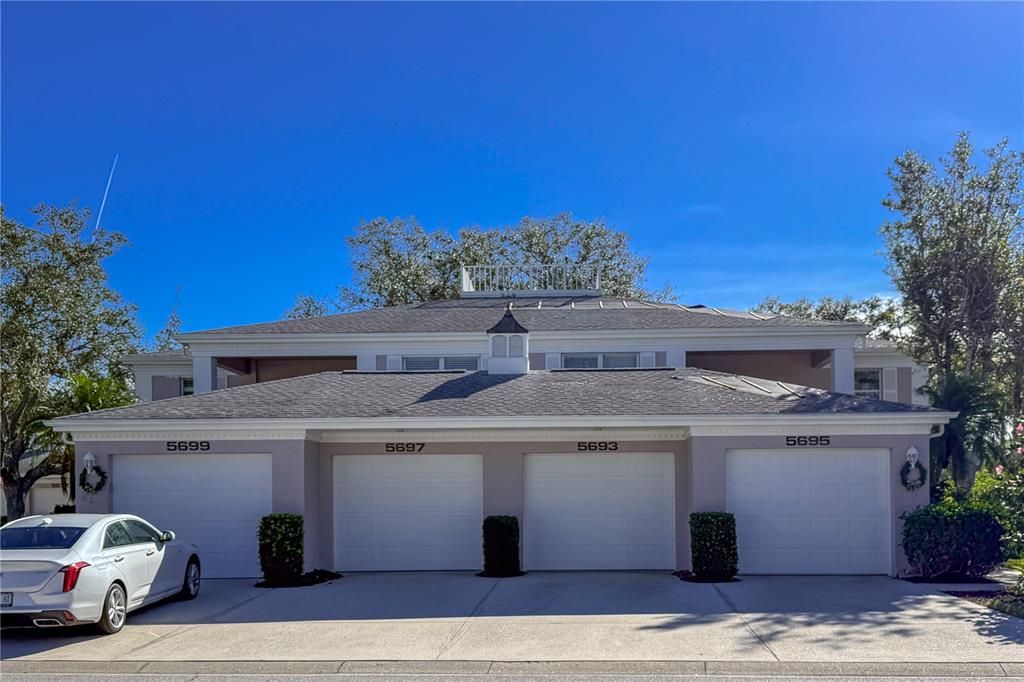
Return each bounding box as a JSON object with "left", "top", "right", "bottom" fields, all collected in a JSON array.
[
  {"left": 258, "top": 513, "right": 304, "bottom": 584},
  {"left": 901, "top": 503, "right": 1004, "bottom": 579},
  {"left": 481, "top": 515, "right": 522, "bottom": 577},
  {"left": 690, "top": 512, "right": 738, "bottom": 581}
]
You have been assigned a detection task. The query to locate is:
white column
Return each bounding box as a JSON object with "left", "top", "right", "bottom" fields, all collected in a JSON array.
[
  {"left": 831, "top": 348, "right": 855, "bottom": 394},
  {"left": 192, "top": 354, "right": 218, "bottom": 394}
]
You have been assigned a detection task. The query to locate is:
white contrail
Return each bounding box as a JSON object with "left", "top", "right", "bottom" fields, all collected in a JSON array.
[{"left": 94, "top": 153, "right": 119, "bottom": 229}]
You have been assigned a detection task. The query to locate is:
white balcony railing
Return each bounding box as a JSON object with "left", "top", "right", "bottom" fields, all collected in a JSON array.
[{"left": 461, "top": 264, "right": 602, "bottom": 295}]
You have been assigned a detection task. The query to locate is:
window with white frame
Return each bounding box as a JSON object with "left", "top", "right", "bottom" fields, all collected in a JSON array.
[
  {"left": 561, "top": 352, "right": 639, "bottom": 369},
  {"left": 181, "top": 378, "right": 194, "bottom": 396},
  {"left": 854, "top": 369, "right": 881, "bottom": 399},
  {"left": 402, "top": 356, "right": 480, "bottom": 371}
]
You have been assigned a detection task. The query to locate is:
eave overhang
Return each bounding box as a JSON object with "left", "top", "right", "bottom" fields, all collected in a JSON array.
[{"left": 47, "top": 410, "right": 957, "bottom": 442}]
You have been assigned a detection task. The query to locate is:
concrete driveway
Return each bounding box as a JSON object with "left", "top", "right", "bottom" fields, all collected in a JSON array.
[{"left": 2, "top": 572, "right": 1022, "bottom": 663}]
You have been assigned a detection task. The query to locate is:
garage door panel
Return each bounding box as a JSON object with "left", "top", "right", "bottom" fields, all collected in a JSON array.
[
  {"left": 112, "top": 454, "right": 272, "bottom": 578},
  {"left": 726, "top": 449, "right": 889, "bottom": 575},
  {"left": 525, "top": 453, "right": 675, "bottom": 570},
  {"left": 333, "top": 454, "right": 483, "bottom": 571}
]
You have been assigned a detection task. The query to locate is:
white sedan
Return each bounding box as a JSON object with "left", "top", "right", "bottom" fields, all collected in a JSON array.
[{"left": 0, "top": 513, "right": 201, "bottom": 634}]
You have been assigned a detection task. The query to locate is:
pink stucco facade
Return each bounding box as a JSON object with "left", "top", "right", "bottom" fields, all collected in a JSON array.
[{"left": 75, "top": 430, "right": 931, "bottom": 577}]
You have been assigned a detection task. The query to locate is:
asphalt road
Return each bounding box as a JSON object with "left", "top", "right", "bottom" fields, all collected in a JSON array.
[{"left": 2, "top": 671, "right": 1024, "bottom": 675}]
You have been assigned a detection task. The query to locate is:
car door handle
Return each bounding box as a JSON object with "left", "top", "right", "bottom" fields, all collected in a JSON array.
[
  {"left": 113, "top": 556, "right": 124, "bottom": 562},
  {"left": 146, "top": 549, "right": 155, "bottom": 556}
]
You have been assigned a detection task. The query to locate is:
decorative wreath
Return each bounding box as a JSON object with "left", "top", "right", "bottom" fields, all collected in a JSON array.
[
  {"left": 79, "top": 465, "right": 108, "bottom": 495},
  {"left": 900, "top": 460, "right": 928, "bottom": 491}
]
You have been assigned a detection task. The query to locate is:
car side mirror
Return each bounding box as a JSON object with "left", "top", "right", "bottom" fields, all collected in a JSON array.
[{"left": 160, "top": 530, "right": 175, "bottom": 543}]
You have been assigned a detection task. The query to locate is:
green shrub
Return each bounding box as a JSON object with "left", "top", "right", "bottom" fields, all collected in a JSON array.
[
  {"left": 901, "top": 503, "right": 1004, "bottom": 579},
  {"left": 968, "top": 469, "right": 1024, "bottom": 558},
  {"left": 481, "top": 515, "right": 521, "bottom": 577},
  {"left": 258, "top": 513, "right": 304, "bottom": 584},
  {"left": 690, "top": 512, "right": 738, "bottom": 581}
]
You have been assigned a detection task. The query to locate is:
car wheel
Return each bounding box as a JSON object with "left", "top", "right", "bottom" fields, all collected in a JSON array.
[
  {"left": 180, "top": 557, "right": 201, "bottom": 600},
  {"left": 97, "top": 583, "right": 127, "bottom": 634}
]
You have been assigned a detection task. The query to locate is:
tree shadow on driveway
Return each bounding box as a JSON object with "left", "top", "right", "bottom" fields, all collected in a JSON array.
[
  {"left": 3, "top": 573, "right": 1022, "bottom": 662},
  {"left": 639, "top": 576, "right": 1024, "bottom": 660}
]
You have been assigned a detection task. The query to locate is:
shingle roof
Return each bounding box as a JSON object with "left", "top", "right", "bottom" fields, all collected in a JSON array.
[
  {"left": 180, "top": 296, "right": 860, "bottom": 336},
  {"left": 53, "top": 368, "right": 934, "bottom": 423}
]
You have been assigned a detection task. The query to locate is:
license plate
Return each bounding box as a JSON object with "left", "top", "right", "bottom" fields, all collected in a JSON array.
[{"left": 1, "top": 593, "right": 11, "bottom": 607}]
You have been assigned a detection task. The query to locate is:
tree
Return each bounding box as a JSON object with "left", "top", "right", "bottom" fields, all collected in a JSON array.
[
  {"left": 152, "top": 305, "right": 182, "bottom": 351},
  {"left": 284, "top": 293, "right": 331, "bottom": 319},
  {"left": 42, "top": 373, "right": 137, "bottom": 501},
  {"left": 881, "top": 132, "right": 1022, "bottom": 378},
  {"left": 315, "top": 213, "right": 667, "bottom": 311},
  {"left": 754, "top": 295, "right": 904, "bottom": 339},
  {"left": 925, "top": 374, "right": 1005, "bottom": 497},
  {"left": 1, "top": 203, "right": 139, "bottom": 519},
  {"left": 880, "top": 132, "right": 1024, "bottom": 494}
]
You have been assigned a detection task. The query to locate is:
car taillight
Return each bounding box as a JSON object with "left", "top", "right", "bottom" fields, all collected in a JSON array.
[{"left": 59, "top": 562, "right": 90, "bottom": 592}]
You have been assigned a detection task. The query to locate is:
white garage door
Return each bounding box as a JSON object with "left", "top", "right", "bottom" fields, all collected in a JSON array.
[
  {"left": 111, "top": 454, "right": 272, "bottom": 578},
  {"left": 524, "top": 453, "right": 675, "bottom": 570},
  {"left": 333, "top": 455, "right": 483, "bottom": 571},
  {"left": 726, "top": 449, "right": 890, "bottom": 575}
]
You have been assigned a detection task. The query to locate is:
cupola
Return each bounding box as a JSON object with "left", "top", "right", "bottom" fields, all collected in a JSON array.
[{"left": 487, "top": 309, "right": 529, "bottom": 375}]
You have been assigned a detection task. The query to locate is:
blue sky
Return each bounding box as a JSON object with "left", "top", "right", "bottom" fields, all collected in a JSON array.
[{"left": 4, "top": 2, "right": 1022, "bottom": 339}]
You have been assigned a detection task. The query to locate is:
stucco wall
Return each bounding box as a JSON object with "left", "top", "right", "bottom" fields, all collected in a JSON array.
[
  {"left": 226, "top": 357, "right": 357, "bottom": 385},
  {"left": 686, "top": 350, "right": 831, "bottom": 389},
  {"left": 74, "top": 438, "right": 323, "bottom": 573},
  {"left": 321, "top": 439, "right": 689, "bottom": 570},
  {"left": 75, "top": 431, "right": 930, "bottom": 577},
  {"left": 686, "top": 433, "right": 931, "bottom": 576}
]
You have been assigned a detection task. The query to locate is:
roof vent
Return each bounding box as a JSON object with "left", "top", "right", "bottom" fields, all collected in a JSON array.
[{"left": 461, "top": 264, "right": 602, "bottom": 297}]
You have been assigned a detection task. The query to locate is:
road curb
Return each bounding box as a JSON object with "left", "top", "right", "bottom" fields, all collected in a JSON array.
[{"left": 2, "top": 659, "right": 1021, "bottom": 677}]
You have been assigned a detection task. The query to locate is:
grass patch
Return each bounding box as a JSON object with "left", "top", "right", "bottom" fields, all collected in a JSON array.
[
  {"left": 1005, "top": 558, "right": 1024, "bottom": 573},
  {"left": 949, "top": 591, "right": 1024, "bottom": 620}
]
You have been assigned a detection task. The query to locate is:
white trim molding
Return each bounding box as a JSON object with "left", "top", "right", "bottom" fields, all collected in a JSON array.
[
  {"left": 316, "top": 428, "right": 691, "bottom": 443},
  {"left": 49, "top": 411, "right": 956, "bottom": 443}
]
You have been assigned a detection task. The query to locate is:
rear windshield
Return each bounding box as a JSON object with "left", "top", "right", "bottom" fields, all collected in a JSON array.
[{"left": 1, "top": 526, "right": 86, "bottom": 550}]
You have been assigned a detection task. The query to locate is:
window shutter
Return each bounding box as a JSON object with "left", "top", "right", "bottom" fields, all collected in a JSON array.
[
  {"left": 508, "top": 335, "right": 524, "bottom": 358},
  {"left": 882, "top": 368, "right": 899, "bottom": 402}
]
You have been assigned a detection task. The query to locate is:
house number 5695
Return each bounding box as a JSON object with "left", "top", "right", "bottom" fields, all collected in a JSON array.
[{"left": 785, "top": 436, "right": 830, "bottom": 446}]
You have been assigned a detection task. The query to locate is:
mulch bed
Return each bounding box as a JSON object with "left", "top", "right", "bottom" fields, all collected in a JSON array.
[
  {"left": 673, "top": 570, "right": 741, "bottom": 583},
  {"left": 255, "top": 569, "right": 343, "bottom": 588},
  {"left": 947, "top": 589, "right": 1024, "bottom": 619},
  {"left": 903, "top": 575, "right": 1001, "bottom": 584}
]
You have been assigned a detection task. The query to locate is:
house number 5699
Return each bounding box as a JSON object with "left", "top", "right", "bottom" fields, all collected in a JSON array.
[{"left": 166, "top": 441, "right": 210, "bottom": 451}]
